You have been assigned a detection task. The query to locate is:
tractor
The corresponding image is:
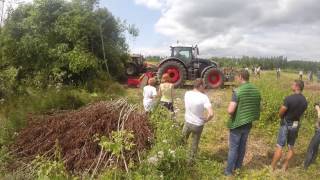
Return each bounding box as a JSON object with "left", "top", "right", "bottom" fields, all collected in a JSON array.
[
  {"left": 157, "top": 45, "right": 227, "bottom": 88},
  {"left": 125, "top": 54, "right": 147, "bottom": 76}
]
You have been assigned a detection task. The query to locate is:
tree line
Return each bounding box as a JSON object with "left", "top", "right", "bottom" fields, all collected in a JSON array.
[{"left": 212, "top": 56, "right": 320, "bottom": 72}]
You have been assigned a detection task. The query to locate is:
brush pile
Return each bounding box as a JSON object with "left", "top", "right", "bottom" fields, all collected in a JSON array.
[{"left": 11, "top": 99, "right": 153, "bottom": 173}]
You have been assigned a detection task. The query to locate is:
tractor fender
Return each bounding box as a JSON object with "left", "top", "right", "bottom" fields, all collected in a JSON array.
[
  {"left": 210, "top": 61, "right": 219, "bottom": 68},
  {"left": 201, "top": 66, "right": 222, "bottom": 78},
  {"left": 158, "top": 57, "right": 188, "bottom": 70}
]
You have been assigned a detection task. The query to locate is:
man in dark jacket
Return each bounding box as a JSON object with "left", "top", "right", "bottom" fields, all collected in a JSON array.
[{"left": 271, "top": 80, "right": 308, "bottom": 171}]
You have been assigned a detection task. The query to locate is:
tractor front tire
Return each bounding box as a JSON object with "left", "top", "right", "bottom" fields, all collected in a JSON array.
[
  {"left": 203, "top": 68, "right": 224, "bottom": 89},
  {"left": 157, "top": 61, "right": 186, "bottom": 88}
]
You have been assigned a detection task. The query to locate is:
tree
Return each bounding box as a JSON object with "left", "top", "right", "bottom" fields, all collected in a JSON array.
[{"left": 0, "top": 0, "right": 135, "bottom": 91}]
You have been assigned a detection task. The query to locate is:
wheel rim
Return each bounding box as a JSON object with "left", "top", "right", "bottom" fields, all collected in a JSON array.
[
  {"left": 208, "top": 71, "right": 221, "bottom": 85},
  {"left": 165, "top": 66, "right": 180, "bottom": 83}
]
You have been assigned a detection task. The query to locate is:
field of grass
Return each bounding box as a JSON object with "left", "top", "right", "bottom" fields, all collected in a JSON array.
[
  {"left": 127, "top": 71, "right": 320, "bottom": 179},
  {"left": 0, "top": 71, "right": 319, "bottom": 179}
]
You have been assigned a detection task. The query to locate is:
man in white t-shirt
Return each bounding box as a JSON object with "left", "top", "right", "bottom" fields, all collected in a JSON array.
[
  {"left": 183, "top": 78, "right": 214, "bottom": 160},
  {"left": 143, "top": 78, "right": 157, "bottom": 112}
]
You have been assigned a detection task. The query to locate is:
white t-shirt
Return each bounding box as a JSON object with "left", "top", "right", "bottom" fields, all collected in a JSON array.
[
  {"left": 143, "top": 85, "right": 157, "bottom": 111},
  {"left": 184, "top": 90, "right": 212, "bottom": 126}
]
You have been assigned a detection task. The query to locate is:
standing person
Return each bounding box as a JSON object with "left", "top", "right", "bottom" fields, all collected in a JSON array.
[
  {"left": 182, "top": 78, "right": 213, "bottom": 161},
  {"left": 256, "top": 66, "right": 261, "bottom": 78},
  {"left": 276, "top": 68, "right": 281, "bottom": 80},
  {"left": 299, "top": 70, "right": 303, "bottom": 80},
  {"left": 225, "top": 70, "right": 261, "bottom": 176},
  {"left": 304, "top": 103, "right": 320, "bottom": 169},
  {"left": 142, "top": 78, "right": 157, "bottom": 112},
  {"left": 159, "top": 73, "right": 174, "bottom": 112},
  {"left": 308, "top": 71, "right": 313, "bottom": 81},
  {"left": 271, "top": 80, "right": 308, "bottom": 171}
]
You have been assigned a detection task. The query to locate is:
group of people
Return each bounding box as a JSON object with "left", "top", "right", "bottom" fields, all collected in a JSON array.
[
  {"left": 142, "top": 73, "right": 174, "bottom": 113},
  {"left": 142, "top": 69, "right": 320, "bottom": 176}
]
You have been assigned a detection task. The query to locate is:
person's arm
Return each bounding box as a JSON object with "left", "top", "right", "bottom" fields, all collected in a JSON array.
[
  {"left": 205, "top": 106, "right": 214, "bottom": 122},
  {"left": 228, "top": 102, "right": 237, "bottom": 115},
  {"left": 158, "top": 85, "right": 162, "bottom": 97},
  {"left": 279, "top": 97, "right": 289, "bottom": 119},
  {"left": 228, "top": 90, "right": 238, "bottom": 115},
  {"left": 315, "top": 105, "right": 320, "bottom": 128},
  {"left": 171, "top": 84, "right": 175, "bottom": 102},
  {"left": 152, "top": 87, "right": 157, "bottom": 99},
  {"left": 279, "top": 106, "right": 287, "bottom": 119},
  {"left": 316, "top": 105, "right": 320, "bottom": 118},
  {"left": 204, "top": 96, "right": 214, "bottom": 122}
]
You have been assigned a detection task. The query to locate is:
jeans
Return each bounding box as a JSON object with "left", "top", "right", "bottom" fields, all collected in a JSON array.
[
  {"left": 304, "top": 129, "right": 320, "bottom": 169},
  {"left": 225, "top": 126, "right": 251, "bottom": 175},
  {"left": 182, "top": 122, "right": 204, "bottom": 160}
]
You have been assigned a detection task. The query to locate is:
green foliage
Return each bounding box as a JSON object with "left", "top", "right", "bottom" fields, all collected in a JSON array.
[
  {"left": 0, "top": 0, "right": 135, "bottom": 94},
  {"left": 0, "top": 67, "right": 18, "bottom": 97},
  {"left": 132, "top": 106, "right": 188, "bottom": 179},
  {"left": 96, "top": 130, "right": 135, "bottom": 158},
  {"left": 32, "top": 141, "right": 69, "bottom": 180}
]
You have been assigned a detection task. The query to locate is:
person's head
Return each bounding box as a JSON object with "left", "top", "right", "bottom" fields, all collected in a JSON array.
[
  {"left": 161, "top": 73, "right": 171, "bottom": 83},
  {"left": 235, "top": 69, "right": 250, "bottom": 83},
  {"left": 148, "top": 78, "right": 156, "bottom": 86},
  {"left": 193, "top": 78, "right": 206, "bottom": 92},
  {"left": 291, "top": 80, "right": 304, "bottom": 92}
]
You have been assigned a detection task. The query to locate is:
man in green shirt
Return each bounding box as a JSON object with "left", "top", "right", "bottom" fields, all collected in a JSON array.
[{"left": 225, "top": 70, "right": 261, "bottom": 176}]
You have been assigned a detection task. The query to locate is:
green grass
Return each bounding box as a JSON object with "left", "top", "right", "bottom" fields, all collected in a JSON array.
[
  {"left": 126, "top": 71, "right": 320, "bottom": 179},
  {"left": 1, "top": 71, "right": 320, "bottom": 179}
]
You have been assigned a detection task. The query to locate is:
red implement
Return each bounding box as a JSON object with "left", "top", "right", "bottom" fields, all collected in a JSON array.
[{"left": 127, "top": 71, "right": 155, "bottom": 88}]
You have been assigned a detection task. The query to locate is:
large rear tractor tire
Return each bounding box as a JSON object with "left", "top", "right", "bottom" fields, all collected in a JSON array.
[
  {"left": 203, "top": 68, "right": 224, "bottom": 89},
  {"left": 157, "top": 61, "right": 186, "bottom": 88}
]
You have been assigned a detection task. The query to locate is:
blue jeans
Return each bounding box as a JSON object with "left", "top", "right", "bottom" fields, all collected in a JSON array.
[{"left": 225, "top": 126, "right": 251, "bottom": 175}]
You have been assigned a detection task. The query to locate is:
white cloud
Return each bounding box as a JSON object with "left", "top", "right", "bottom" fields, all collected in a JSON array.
[
  {"left": 137, "top": 0, "right": 320, "bottom": 60},
  {"left": 134, "top": 0, "right": 164, "bottom": 10}
]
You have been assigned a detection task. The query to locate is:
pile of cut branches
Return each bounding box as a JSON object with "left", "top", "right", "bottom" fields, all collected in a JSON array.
[{"left": 11, "top": 99, "right": 153, "bottom": 174}]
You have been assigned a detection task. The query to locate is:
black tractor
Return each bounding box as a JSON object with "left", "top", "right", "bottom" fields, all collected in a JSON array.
[{"left": 157, "top": 45, "right": 225, "bottom": 88}]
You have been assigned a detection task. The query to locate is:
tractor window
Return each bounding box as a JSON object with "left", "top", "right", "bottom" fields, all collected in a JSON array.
[{"left": 173, "top": 48, "right": 192, "bottom": 61}]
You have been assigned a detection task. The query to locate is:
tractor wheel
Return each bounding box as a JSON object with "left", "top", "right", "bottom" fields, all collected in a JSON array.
[
  {"left": 157, "top": 61, "right": 186, "bottom": 87},
  {"left": 125, "top": 63, "right": 137, "bottom": 76},
  {"left": 203, "top": 68, "right": 224, "bottom": 89}
]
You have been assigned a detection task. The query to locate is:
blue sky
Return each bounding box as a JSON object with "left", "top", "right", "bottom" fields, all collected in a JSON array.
[{"left": 102, "top": 0, "right": 166, "bottom": 54}]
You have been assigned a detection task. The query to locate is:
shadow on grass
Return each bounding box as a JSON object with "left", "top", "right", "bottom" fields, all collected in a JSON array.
[{"left": 199, "top": 148, "right": 228, "bottom": 163}]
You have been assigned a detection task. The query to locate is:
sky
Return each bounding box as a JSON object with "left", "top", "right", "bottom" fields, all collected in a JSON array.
[
  {"left": 7, "top": 0, "right": 320, "bottom": 60},
  {"left": 103, "top": 0, "right": 320, "bottom": 61}
]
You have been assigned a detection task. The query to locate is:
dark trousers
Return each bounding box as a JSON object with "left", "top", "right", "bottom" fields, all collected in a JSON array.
[
  {"left": 304, "top": 129, "right": 320, "bottom": 169},
  {"left": 225, "top": 126, "right": 251, "bottom": 175}
]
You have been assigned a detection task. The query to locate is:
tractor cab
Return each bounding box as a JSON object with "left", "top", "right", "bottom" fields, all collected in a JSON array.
[{"left": 170, "top": 45, "right": 199, "bottom": 63}]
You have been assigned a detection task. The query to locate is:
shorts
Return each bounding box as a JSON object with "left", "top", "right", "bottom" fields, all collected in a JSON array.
[
  {"left": 277, "top": 125, "right": 299, "bottom": 148},
  {"left": 160, "top": 101, "right": 174, "bottom": 112}
]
